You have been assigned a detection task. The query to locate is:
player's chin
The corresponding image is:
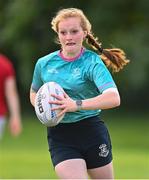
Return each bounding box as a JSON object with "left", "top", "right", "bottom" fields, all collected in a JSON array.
[{"left": 65, "top": 45, "right": 77, "bottom": 52}]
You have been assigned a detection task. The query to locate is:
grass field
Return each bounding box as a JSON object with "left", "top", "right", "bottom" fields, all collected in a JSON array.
[{"left": 0, "top": 112, "right": 149, "bottom": 179}]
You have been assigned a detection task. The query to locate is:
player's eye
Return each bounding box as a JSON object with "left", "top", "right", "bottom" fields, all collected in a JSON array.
[
  {"left": 71, "top": 30, "right": 78, "bottom": 34},
  {"left": 59, "top": 31, "right": 67, "bottom": 35}
]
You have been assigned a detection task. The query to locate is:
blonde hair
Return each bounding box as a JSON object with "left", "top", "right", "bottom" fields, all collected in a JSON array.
[{"left": 51, "top": 8, "right": 129, "bottom": 72}]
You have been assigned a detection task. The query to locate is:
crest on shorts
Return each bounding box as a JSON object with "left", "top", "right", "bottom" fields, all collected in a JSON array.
[{"left": 98, "top": 144, "right": 109, "bottom": 157}]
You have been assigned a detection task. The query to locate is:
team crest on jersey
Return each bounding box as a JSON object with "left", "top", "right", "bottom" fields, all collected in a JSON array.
[
  {"left": 98, "top": 144, "right": 109, "bottom": 157},
  {"left": 72, "top": 68, "right": 81, "bottom": 77}
]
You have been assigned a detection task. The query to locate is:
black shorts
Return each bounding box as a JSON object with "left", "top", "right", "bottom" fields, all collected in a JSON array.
[{"left": 47, "top": 116, "right": 112, "bottom": 169}]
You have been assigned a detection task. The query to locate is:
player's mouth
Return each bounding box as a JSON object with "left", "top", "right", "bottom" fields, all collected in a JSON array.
[{"left": 66, "top": 42, "right": 76, "bottom": 46}]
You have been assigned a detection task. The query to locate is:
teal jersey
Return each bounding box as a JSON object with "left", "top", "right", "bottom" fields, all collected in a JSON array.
[{"left": 31, "top": 48, "right": 117, "bottom": 123}]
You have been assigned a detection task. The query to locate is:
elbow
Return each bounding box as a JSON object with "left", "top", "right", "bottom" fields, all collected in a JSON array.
[
  {"left": 30, "top": 95, "right": 35, "bottom": 107},
  {"left": 114, "top": 93, "right": 121, "bottom": 107},
  {"left": 102, "top": 88, "right": 121, "bottom": 109},
  {"left": 29, "top": 90, "right": 36, "bottom": 107}
]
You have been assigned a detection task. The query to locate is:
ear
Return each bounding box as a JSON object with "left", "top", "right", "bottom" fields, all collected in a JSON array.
[{"left": 83, "top": 31, "right": 87, "bottom": 39}]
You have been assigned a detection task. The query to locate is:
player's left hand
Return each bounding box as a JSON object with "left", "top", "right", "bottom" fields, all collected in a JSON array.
[{"left": 49, "top": 91, "right": 78, "bottom": 117}]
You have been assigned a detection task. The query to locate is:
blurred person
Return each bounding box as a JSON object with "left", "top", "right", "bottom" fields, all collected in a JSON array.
[
  {"left": 0, "top": 53, "right": 22, "bottom": 139},
  {"left": 30, "top": 8, "right": 129, "bottom": 179}
]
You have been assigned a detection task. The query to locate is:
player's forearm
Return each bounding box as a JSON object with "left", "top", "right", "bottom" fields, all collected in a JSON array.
[
  {"left": 82, "top": 91, "right": 120, "bottom": 110},
  {"left": 9, "top": 94, "right": 21, "bottom": 119},
  {"left": 30, "top": 88, "right": 36, "bottom": 107}
]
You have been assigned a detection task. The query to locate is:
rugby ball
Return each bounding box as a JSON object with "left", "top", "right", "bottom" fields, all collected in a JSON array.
[{"left": 34, "top": 82, "right": 65, "bottom": 127}]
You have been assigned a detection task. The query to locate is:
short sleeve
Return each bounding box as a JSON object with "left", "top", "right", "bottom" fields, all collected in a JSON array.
[
  {"left": 86, "top": 55, "right": 117, "bottom": 93},
  {"left": 31, "top": 60, "right": 43, "bottom": 92}
]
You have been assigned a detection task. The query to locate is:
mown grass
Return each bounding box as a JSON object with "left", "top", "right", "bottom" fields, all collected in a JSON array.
[{"left": 0, "top": 112, "right": 149, "bottom": 179}]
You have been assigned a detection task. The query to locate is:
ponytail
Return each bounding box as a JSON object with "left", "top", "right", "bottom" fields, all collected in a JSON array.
[{"left": 86, "top": 33, "right": 130, "bottom": 72}]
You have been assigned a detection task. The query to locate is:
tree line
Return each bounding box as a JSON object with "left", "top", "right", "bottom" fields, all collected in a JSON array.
[{"left": 0, "top": 0, "right": 148, "bottom": 112}]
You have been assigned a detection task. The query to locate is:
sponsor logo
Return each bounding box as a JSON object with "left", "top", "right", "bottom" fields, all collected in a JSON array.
[
  {"left": 36, "top": 89, "right": 46, "bottom": 114},
  {"left": 98, "top": 144, "right": 109, "bottom": 157},
  {"left": 48, "top": 68, "right": 58, "bottom": 74}
]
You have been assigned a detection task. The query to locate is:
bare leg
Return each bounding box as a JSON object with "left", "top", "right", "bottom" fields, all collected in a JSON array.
[
  {"left": 88, "top": 162, "right": 114, "bottom": 179},
  {"left": 55, "top": 158, "right": 88, "bottom": 179}
]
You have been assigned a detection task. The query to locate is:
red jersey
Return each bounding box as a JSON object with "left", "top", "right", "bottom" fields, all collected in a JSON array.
[{"left": 0, "top": 54, "right": 15, "bottom": 115}]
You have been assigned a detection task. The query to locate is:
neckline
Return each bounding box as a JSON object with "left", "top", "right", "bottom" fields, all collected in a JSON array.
[{"left": 58, "top": 47, "right": 85, "bottom": 62}]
